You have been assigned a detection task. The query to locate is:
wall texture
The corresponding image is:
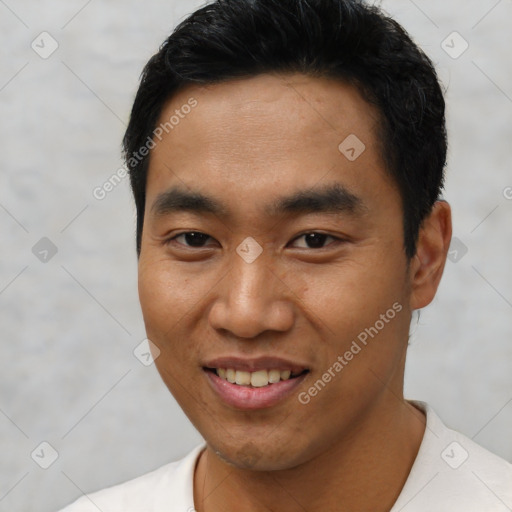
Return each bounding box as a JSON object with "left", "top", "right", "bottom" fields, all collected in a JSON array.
[{"left": 0, "top": 1, "right": 511, "bottom": 511}]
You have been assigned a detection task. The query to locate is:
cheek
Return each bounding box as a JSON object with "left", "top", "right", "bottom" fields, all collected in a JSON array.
[
  {"left": 293, "top": 257, "right": 404, "bottom": 331},
  {"left": 138, "top": 258, "right": 199, "bottom": 328},
  {"left": 288, "top": 255, "right": 409, "bottom": 388},
  {"left": 137, "top": 259, "right": 202, "bottom": 368},
  {"left": 137, "top": 259, "right": 209, "bottom": 402}
]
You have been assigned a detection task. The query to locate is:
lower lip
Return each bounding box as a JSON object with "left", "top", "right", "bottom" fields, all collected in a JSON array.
[{"left": 205, "top": 370, "right": 308, "bottom": 410}]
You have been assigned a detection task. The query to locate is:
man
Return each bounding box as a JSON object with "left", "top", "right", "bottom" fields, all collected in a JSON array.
[{"left": 59, "top": 0, "right": 512, "bottom": 510}]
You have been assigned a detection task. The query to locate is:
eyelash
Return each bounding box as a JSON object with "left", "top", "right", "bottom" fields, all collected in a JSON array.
[{"left": 165, "top": 231, "right": 344, "bottom": 250}]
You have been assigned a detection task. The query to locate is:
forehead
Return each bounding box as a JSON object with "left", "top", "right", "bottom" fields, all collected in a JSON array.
[
  {"left": 145, "top": 72, "right": 391, "bottom": 214},
  {"left": 157, "top": 72, "right": 381, "bottom": 147}
]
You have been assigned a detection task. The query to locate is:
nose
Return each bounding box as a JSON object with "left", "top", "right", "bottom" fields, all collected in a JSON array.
[{"left": 208, "top": 251, "right": 295, "bottom": 339}]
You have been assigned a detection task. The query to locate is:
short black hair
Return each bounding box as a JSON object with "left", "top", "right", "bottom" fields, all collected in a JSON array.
[{"left": 123, "top": 0, "right": 447, "bottom": 259}]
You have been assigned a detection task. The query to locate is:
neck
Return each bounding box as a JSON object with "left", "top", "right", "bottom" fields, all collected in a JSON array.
[{"left": 193, "top": 397, "right": 426, "bottom": 512}]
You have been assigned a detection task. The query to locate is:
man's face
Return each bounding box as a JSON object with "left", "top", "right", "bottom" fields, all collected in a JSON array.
[{"left": 138, "top": 73, "right": 415, "bottom": 470}]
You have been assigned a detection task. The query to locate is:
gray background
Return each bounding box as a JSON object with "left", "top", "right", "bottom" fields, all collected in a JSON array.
[{"left": 1, "top": 1, "right": 511, "bottom": 511}]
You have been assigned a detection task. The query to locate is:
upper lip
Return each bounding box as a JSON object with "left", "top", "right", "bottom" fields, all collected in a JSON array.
[{"left": 203, "top": 356, "right": 309, "bottom": 373}]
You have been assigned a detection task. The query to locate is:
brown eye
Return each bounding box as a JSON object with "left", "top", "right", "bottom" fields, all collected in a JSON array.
[
  {"left": 290, "top": 233, "right": 340, "bottom": 249},
  {"left": 169, "top": 232, "right": 214, "bottom": 248}
]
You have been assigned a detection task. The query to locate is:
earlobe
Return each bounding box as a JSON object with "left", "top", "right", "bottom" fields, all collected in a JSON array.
[{"left": 409, "top": 200, "right": 452, "bottom": 310}]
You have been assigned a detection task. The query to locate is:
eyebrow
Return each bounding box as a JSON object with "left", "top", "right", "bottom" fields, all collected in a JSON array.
[{"left": 150, "top": 183, "right": 366, "bottom": 220}]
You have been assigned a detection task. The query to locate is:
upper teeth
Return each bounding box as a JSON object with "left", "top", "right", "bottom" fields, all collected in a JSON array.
[{"left": 216, "top": 368, "right": 293, "bottom": 387}]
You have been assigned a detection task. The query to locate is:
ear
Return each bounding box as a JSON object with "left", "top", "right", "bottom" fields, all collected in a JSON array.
[{"left": 409, "top": 200, "right": 452, "bottom": 310}]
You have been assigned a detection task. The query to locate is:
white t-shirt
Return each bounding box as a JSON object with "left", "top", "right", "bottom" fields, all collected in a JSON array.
[{"left": 58, "top": 401, "right": 512, "bottom": 511}]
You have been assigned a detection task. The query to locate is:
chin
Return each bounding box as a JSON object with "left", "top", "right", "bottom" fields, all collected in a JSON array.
[{"left": 207, "top": 434, "right": 311, "bottom": 472}]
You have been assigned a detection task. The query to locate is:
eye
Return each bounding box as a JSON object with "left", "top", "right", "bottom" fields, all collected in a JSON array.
[
  {"left": 290, "top": 232, "right": 341, "bottom": 249},
  {"left": 166, "top": 231, "right": 343, "bottom": 250},
  {"left": 167, "top": 231, "right": 216, "bottom": 248}
]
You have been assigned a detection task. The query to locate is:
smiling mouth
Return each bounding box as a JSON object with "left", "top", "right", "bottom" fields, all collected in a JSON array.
[{"left": 204, "top": 367, "right": 309, "bottom": 388}]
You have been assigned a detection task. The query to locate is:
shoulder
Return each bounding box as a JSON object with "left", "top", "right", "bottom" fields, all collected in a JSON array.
[
  {"left": 56, "top": 444, "right": 204, "bottom": 512},
  {"left": 392, "top": 401, "right": 512, "bottom": 511}
]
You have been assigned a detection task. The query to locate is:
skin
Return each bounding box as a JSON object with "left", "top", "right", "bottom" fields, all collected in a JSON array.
[{"left": 137, "top": 73, "right": 452, "bottom": 511}]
